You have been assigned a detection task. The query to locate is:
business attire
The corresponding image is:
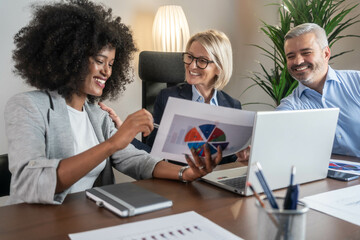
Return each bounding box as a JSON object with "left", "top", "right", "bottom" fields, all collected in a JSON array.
[
  {"left": 277, "top": 66, "right": 360, "bottom": 157},
  {"left": 131, "top": 139, "right": 151, "bottom": 153},
  {"left": 147, "top": 83, "right": 242, "bottom": 164},
  {"left": 4, "top": 90, "right": 162, "bottom": 205}
]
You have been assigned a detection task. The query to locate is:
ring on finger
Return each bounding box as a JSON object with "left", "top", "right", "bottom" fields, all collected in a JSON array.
[{"left": 198, "top": 165, "right": 205, "bottom": 170}]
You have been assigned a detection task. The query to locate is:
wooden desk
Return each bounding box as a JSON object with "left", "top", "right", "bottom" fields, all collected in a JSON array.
[{"left": 1, "top": 158, "right": 359, "bottom": 240}]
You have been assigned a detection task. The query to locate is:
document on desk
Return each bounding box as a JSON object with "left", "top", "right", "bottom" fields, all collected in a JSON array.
[
  {"left": 329, "top": 159, "right": 360, "bottom": 175},
  {"left": 302, "top": 185, "right": 360, "bottom": 226},
  {"left": 69, "top": 211, "right": 243, "bottom": 240},
  {"left": 151, "top": 97, "right": 255, "bottom": 163}
]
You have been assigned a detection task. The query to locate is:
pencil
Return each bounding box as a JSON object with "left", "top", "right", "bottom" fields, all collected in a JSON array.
[
  {"left": 247, "top": 182, "right": 279, "bottom": 228},
  {"left": 247, "top": 181, "right": 265, "bottom": 208}
]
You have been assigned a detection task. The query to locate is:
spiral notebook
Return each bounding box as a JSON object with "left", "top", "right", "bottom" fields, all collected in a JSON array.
[{"left": 86, "top": 182, "right": 173, "bottom": 217}]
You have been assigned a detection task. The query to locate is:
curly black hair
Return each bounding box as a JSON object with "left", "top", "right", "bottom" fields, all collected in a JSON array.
[{"left": 13, "top": 0, "right": 137, "bottom": 102}]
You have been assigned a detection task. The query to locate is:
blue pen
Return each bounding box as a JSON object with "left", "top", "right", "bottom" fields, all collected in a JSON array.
[
  {"left": 290, "top": 166, "right": 295, "bottom": 186},
  {"left": 284, "top": 166, "right": 299, "bottom": 210},
  {"left": 255, "top": 162, "right": 279, "bottom": 209}
]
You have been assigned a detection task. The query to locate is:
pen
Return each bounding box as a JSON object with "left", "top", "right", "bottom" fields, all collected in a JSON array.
[
  {"left": 290, "top": 165, "right": 295, "bottom": 186},
  {"left": 153, "top": 123, "right": 159, "bottom": 129},
  {"left": 247, "top": 182, "right": 279, "bottom": 227},
  {"left": 284, "top": 166, "right": 299, "bottom": 210},
  {"left": 255, "top": 162, "right": 279, "bottom": 209}
]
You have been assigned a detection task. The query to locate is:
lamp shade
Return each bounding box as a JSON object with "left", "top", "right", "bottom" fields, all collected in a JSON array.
[{"left": 152, "top": 5, "right": 190, "bottom": 52}]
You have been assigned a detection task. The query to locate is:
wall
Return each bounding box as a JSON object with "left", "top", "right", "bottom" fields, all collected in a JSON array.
[
  {"left": 226, "top": 0, "right": 360, "bottom": 111},
  {"left": 1, "top": 0, "right": 359, "bottom": 154}
]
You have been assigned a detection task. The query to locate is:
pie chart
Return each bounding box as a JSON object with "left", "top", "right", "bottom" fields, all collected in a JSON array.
[{"left": 184, "top": 124, "right": 229, "bottom": 157}]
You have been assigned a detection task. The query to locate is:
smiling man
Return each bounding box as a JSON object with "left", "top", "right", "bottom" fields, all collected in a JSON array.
[{"left": 276, "top": 23, "right": 360, "bottom": 157}]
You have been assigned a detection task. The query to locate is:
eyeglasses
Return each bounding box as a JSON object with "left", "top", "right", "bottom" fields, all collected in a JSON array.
[{"left": 182, "top": 53, "right": 214, "bottom": 69}]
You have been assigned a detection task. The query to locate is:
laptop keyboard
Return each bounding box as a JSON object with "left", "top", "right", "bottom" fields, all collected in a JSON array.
[{"left": 219, "top": 176, "right": 246, "bottom": 189}]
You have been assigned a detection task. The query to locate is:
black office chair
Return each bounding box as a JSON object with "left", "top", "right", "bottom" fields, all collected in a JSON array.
[
  {"left": 138, "top": 51, "right": 185, "bottom": 143},
  {"left": 139, "top": 51, "right": 185, "bottom": 114},
  {"left": 0, "top": 154, "right": 11, "bottom": 197}
]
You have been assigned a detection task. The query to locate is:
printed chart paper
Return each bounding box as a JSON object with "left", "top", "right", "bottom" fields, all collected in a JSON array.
[
  {"left": 151, "top": 97, "right": 255, "bottom": 163},
  {"left": 329, "top": 159, "right": 360, "bottom": 175},
  {"left": 302, "top": 185, "right": 360, "bottom": 226},
  {"left": 69, "top": 211, "right": 244, "bottom": 240}
]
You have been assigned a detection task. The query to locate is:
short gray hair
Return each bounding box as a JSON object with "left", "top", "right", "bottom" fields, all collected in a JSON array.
[{"left": 285, "top": 23, "right": 328, "bottom": 49}]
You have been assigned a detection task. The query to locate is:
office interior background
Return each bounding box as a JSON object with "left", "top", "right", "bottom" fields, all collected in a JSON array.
[{"left": 1, "top": 0, "right": 360, "bottom": 156}]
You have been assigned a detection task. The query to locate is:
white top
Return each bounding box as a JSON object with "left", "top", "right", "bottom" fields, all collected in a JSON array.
[
  {"left": 192, "top": 85, "right": 218, "bottom": 105},
  {"left": 67, "top": 105, "right": 106, "bottom": 193}
]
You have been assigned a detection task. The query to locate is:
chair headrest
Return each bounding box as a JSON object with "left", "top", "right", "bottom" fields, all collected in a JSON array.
[
  {"left": 0, "top": 154, "right": 11, "bottom": 197},
  {"left": 138, "top": 51, "right": 185, "bottom": 83}
]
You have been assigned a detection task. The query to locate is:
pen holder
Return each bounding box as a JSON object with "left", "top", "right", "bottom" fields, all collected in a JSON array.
[{"left": 255, "top": 196, "right": 309, "bottom": 240}]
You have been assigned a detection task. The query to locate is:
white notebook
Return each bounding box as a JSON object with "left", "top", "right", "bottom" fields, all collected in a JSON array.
[{"left": 86, "top": 182, "right": 173, "bottom": 217}]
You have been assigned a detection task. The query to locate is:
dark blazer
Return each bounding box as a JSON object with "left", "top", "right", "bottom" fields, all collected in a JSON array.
[{"left": 147, "top": 83, "right": 242, "bottom": 164}]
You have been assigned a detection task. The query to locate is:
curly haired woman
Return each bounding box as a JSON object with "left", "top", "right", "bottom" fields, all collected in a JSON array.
[{"left": 5, "top": 0, "right": 222, "bottom": 205}]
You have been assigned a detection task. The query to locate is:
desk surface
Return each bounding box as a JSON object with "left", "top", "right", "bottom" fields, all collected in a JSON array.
[{"left": 1, "top": 156, "right": 360, "bottom": 240}]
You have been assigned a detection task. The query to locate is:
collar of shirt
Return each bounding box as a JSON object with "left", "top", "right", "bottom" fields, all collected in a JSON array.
[
  {"left": 298, "top": 66, "right": 341, "bottom": 97},
  {"left": 191, "top": 85, "right": 218, "bottom": 105}
]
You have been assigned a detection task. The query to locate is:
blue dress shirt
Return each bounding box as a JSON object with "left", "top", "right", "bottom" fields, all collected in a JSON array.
[
  {"left": 277, "top": 66, "right": 360, "bottom": 157},
  {"left": 192, "top": 85, "right": 218, "bottom": 106}
]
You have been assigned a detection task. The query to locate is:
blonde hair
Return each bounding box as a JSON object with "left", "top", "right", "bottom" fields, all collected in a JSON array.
[{"left": 185, "top": 29, "right": 233, "bottom": 90}]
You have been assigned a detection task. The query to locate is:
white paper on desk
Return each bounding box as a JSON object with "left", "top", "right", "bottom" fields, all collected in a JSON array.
[
  {"left": 302, "top": 185, "right": 360, "bottom": 226},
  {"left": 329, "top": 159, "right": 360, "bottom": 175},
  {"left": 69, "top": 211, "right": 243, "bottom": 240},
  {"left": 151, "top": 97, "right": 255, "bottom": 163}
]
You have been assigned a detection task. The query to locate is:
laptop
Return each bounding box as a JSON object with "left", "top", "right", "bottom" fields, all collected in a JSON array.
[{"left": 201, "top": 108, "right": 340, "bottom": 196}]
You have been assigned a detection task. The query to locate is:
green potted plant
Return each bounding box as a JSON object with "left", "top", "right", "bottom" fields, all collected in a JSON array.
[{"left": 243, "top": 0, "right": 360, "bottom": 108}]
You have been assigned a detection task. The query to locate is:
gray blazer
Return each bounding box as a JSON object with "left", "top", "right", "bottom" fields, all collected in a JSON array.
[{"left": 5, "top": 90, "right": 161, "bottom": 204}]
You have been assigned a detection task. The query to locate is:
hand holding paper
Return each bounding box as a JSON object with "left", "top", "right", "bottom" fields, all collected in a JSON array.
[
  {"left": 183, "top": 144, "right": 223, "bottom": 181},
  {"left": 150, "top": 97, "right": 255, "bottom": 163}
]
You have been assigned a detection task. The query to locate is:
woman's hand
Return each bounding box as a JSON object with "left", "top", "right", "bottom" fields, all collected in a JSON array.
[
  {"left": 98, "top": 102, "right": 122, "bottom": 129},
  {"left": 183, "top": 144, "right": 223, "bottom": 182},
  {"left": 236, "top": 146, "right": 250, "bottom": 162},
  {"left": 109, "top": 109, "right": 154, "bottom": 150}
]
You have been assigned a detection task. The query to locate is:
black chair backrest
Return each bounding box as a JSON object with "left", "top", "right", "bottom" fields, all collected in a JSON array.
[
  {"left": 139, "top": 51, "right": 185, "bottom": 84},
  {"left": 138, "top": 51, "right": 185, "bottom": 114},
  {"left": 0, "top": 154, "right": 11, "bottom": 197}
]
